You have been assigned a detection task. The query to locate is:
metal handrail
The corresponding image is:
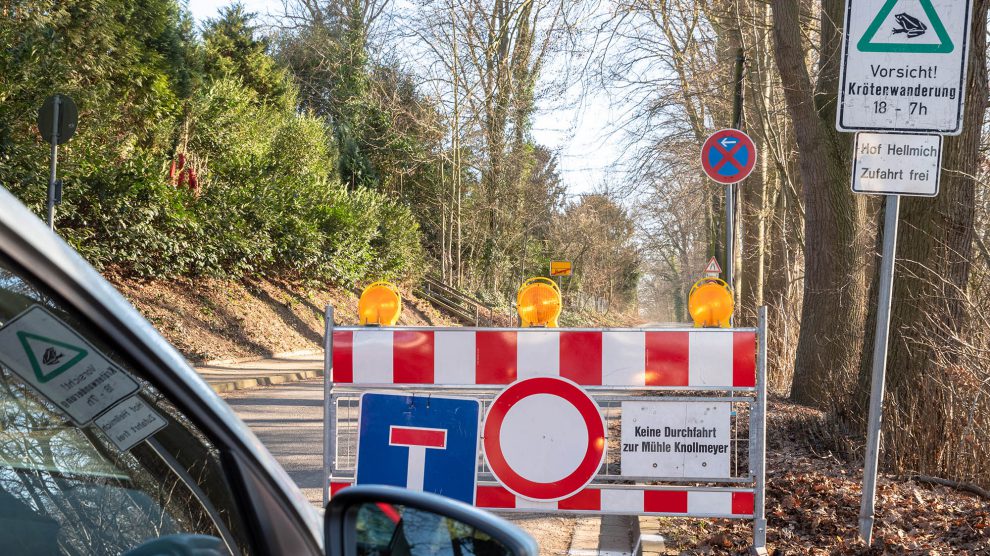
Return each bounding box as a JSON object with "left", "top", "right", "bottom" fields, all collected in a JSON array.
[{"left": 417, "top": 275, "right": 504, "bottom": 326}]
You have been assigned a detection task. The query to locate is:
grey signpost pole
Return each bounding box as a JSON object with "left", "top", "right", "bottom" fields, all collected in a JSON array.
[
  {"left": 322, "top": 305, "right": 335, "bottom": 508},
  {"left": 725, "top": 184, "right": 734, "bottom": 290},
  {"left": 46, "top": 96, "right": 61, "bottom": 230},
  {"left": 750, "top": 306, "right": 768, "bottom": 555},
  {"left": 38, "top": 94, "right": 77, "bottom": 230},
  {"left": 858, "top": 195, "right": 901, "bottom": 543}
]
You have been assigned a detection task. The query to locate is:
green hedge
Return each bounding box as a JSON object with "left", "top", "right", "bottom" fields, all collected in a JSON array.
[
  {"left": 7, "top": 77, "right": 424, "bottom": 285},
  {"left": 1, "top": 4, "right": 425, "bottom": 287}
]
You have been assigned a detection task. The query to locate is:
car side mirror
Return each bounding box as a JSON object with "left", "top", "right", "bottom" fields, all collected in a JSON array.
[
  {"left": 122, "top": 534, "right": 225, "bottom": 556},
  {"left": 325, "top": 486, "right": 538, "bottom": 556}
]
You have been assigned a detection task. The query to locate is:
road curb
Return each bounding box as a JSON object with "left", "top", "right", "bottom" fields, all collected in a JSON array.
[
  {"left": 208, "top": 369, "right": 324, "bottom": 394},
  {"left": 201, "top": 348, "right": 323, "bottom": 367}
]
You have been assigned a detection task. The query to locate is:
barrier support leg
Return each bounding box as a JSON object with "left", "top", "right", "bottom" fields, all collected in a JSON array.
[
  {"left": 750, "top": 306, "right": 768, "bottom": 555},
  {"left": 322, "top": 305, "right": 335, "bottom": 508}
]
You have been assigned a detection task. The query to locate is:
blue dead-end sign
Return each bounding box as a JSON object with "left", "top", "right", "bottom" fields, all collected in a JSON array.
[
  {"left": 356, "top": 392, "right": 480, "bottom": 504},
  {"left": 701, "top": 129, "right": 757, "bottom": 184}
]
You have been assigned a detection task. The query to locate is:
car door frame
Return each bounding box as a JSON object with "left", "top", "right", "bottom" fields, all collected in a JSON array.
[{"left": 0, "top": 189, "right": 323, "bottom": 555}]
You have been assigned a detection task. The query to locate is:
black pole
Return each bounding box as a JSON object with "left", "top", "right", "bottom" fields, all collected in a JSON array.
[
  {"left": 732, "top": 49, "right": 745, "bottom": 129},
  {"left": 726, "top": 49, "right": 745, "bottom": 292}
]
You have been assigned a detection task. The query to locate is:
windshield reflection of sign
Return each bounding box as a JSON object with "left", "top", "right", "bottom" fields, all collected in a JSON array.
[
  {"left": 95, "top": 396, "right": 168, "bottom": 451},
  {"left": 20, "top": 332, "right": 88, "bottom": 383},
  {"left": 0, "top": 305, "right": 139, "bottom": 425}
]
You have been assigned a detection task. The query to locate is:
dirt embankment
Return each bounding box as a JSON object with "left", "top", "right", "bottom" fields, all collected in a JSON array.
[
  {"left": 111, "top": 273, "right": 639, "bottom": 364},
  {"left": 109, "top": 275, "right": 453, "bottom": 363}
]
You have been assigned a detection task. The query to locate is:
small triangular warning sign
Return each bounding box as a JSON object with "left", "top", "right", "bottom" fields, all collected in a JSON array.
[
  {"left": 16, "top": 331, "right": 88, "bottom": 384},
  {"left": 704, "top": 257, "right": 722, "bottom": 275},
  {"left": 858, "top": 0, "right": 954, "bottom": 54}
]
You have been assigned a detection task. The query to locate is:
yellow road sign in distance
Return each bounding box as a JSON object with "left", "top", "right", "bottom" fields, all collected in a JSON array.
[{"left": 550, "top": 261, "right": 572, "bottom": 276}]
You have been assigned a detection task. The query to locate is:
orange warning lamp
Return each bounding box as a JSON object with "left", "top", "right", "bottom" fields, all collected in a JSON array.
[
  {"left": 516, "top": 277, "right": 562, "bottom": 328},
  {"left": 358, "top": 281, "right": 402, "bottom": 326},
  {"left": 688, "top": 278, "right": 734, "bottom": 328}
]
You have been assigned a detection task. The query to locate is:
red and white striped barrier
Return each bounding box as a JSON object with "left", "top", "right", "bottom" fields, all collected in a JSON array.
[
  {"left": 323, "top": 310, "right": 770, "bottom": 552},
  {"left": 332, "top": 328, "right": 756, "bottom": 388},
  {"left": 329, "top": 481, "right": 754, "bottom": 518}
]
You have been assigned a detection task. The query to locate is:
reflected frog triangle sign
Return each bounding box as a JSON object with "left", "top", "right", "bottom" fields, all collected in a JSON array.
[{"left": 17, "top": 331, "right": 88, "bottom": 383}]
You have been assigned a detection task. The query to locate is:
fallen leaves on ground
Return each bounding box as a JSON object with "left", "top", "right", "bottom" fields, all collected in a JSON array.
[{"left": 644, "top": 398, "right": 990, "bottom": 555}]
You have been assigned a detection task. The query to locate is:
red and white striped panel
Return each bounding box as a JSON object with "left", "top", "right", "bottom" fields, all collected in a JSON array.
[
  {"left": 331, "top": 328, "right": 756, "bottom": 388},
  {"left": 329, "top": 482, "right": 754, "bottom": 518}
]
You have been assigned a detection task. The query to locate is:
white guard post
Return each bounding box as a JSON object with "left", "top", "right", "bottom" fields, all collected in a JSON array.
[{"left": 323, "top": 306, "right": 769, "bottom": 554}]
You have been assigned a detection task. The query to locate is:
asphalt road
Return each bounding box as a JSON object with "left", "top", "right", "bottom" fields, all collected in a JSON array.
[{"left": 225, "top": 380, "right": 326, "bottom": 506}]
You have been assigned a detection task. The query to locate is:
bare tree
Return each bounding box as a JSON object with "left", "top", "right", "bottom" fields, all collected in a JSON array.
[{"left": 770, "top": 0, "right": 869, "bottom": 408}]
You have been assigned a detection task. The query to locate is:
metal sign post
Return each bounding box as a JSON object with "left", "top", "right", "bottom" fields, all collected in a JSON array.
[
  {"left": 37, "top": 94, "right": 78, "bottom": 230},
  {"left": 728, "top": 51, "right": 744, "bottom": 294},
  {"left": 837, "top": 0, "right": 974, "bottom": 545},
  {"left": 46, "top": 99, "right": 59, "bottom": 230},
  {"left": 752, "top": 307, "right": 768, "bottom": 554},
  {"left": 858, "top": 196, "right": 900, "bottom": 544},
  {"left": 849, "top": 144, "right": 933, "bottom": 543},
  {"left": 726, "top": 183, "right": 734, "bottom": 289},
  {"left": 322, "top": 305, "right": 334, "bottom": 508}
]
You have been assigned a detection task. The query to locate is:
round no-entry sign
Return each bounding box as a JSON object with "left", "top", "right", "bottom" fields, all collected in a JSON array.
[
  {"left": 483, "top": 376, "right": 606, "bottom": 501},
  {"left": 701, "top": 129, "right": 756, "bottom": 184}
]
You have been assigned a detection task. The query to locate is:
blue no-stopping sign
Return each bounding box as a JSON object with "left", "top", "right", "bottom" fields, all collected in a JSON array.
[{"left": 701, "top": 129, "right": 757, "bottom": 184}]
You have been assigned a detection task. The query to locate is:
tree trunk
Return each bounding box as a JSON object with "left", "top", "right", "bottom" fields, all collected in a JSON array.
[
  {"left": 771, "top": 0, "right": 867, "bottom": 408},
  {"left": 740, "top": 0, "right": 773, "bottom": 323}
]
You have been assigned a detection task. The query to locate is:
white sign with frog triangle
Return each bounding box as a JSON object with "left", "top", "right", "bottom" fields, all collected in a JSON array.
[
  {"left": 837, "top": 0, "right": 973, "bottom": 134},
  {"left": 0, "top": 305, "right": 139, "bottom": 425}
]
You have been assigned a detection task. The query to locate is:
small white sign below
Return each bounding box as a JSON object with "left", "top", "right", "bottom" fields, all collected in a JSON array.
[
  {"left": 852, "top": 133, "right": 942, "bottom": 197},
  {"left": 95, "top": 396, "right": 168, "bottom": 451},
  {"left": 837, "top": 0, "right": 973, "bottom": 134},
  {"left": 0, "top": 305, "right": 140, "bottom": 425},
  {"left": 621, "top": 401, "right": 731, "bottom": 479}
]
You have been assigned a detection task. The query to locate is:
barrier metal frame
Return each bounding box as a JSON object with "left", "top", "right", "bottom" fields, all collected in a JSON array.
[{"left": 322, "top": 306, "right": 768, "bottom": 553}]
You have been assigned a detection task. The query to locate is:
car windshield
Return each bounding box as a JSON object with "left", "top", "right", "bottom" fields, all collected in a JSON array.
[{"left": 0, "top": 254, "right": 252, "bottom": 555}]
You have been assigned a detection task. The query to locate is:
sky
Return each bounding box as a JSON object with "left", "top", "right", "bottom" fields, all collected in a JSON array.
[{"left": 186, "top": 0, "right": 620, "bottom": 196}]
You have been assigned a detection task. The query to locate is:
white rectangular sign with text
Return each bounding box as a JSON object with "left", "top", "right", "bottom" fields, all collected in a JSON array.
[
  {"left": 95, "top": 396, "right": 168, "bottom": 451},
  {"left": 621, "top": 401, "right": 731, "bottom": 479},
  {"left": 852, "top": 133, "right": 942, "bottom": 196}
]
